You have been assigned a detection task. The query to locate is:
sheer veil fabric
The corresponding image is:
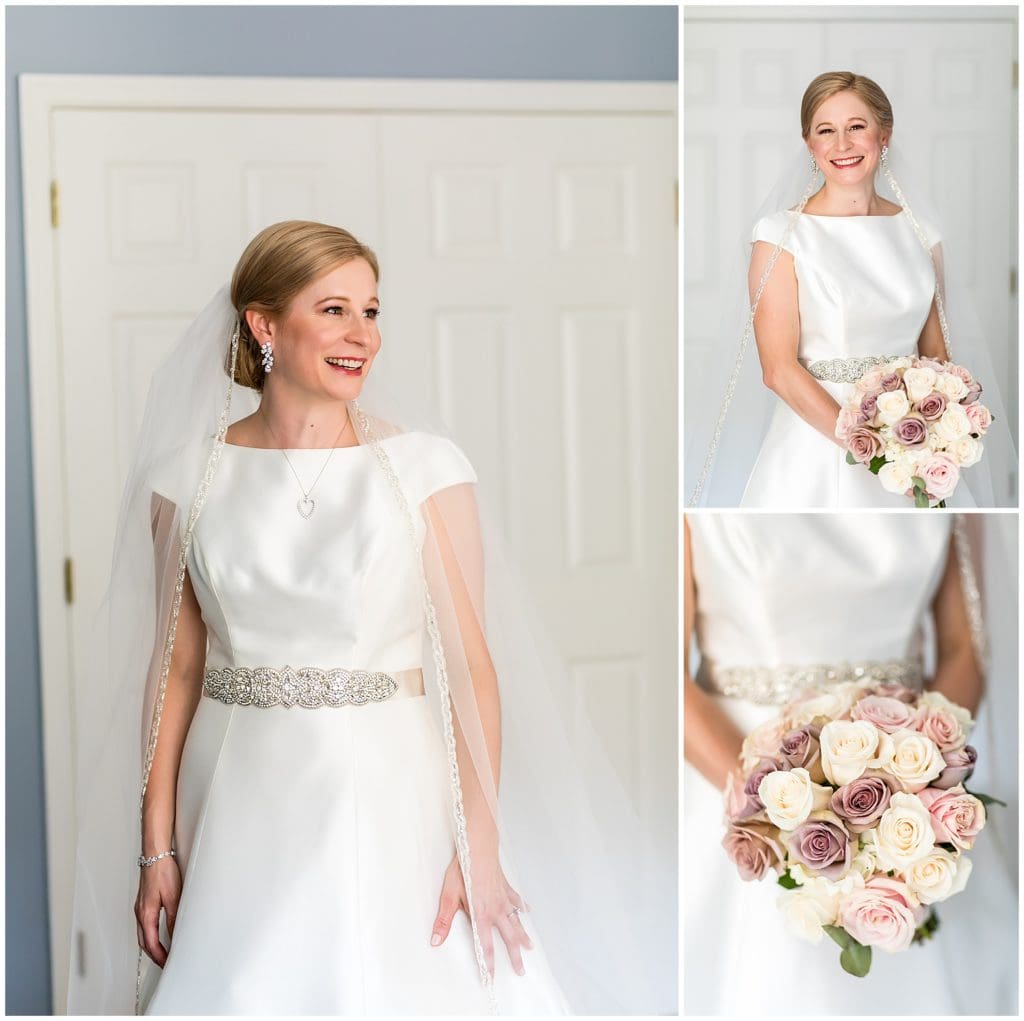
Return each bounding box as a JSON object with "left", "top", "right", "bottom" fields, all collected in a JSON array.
[
  {"left": 67, "top": 285, "right": 673, "bottom": 1015},
  {"left": 685, "top": 145, "right": 1016, "bottom": 507}
]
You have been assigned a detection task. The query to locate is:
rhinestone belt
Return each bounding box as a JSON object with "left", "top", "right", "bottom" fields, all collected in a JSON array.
[
  {"left": 697, "top": 656, "right": 922, "bottom": 707},
  {"left": 203, "top": 665, "right": 401, "bottom": 709},
  {"left": 806, "top": 355, "right": 888, "bottom": 384}
]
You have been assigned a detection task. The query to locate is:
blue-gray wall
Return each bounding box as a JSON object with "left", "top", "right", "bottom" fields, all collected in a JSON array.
[{"left": 5, "top": 6, "right": 676, "bottom": 1013}]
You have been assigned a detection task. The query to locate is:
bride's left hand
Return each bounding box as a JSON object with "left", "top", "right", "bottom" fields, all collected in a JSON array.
[{"left": 431, "top": 853, "right": 532, "bottom": 977}]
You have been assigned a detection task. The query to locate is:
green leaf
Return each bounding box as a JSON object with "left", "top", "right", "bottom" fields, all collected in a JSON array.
[
  {"left": 936, "top": 499, "right": 946, "bottom": 509},
  {"left": 823, "top": 924, "right": 850, "bottom": 949},
  {"left": 846, "top": 451, "right": 857, "bottom": 465},
  {"left": 911, "top": 477, "right": 930, "bottom": 508},
  {"left": 913, "top": 908, "right": 940, "bottom": 944},
  {"left": 840, "top": 941, "right": 872, "bottom": 978},
  {"left": 777, "top": 871, "right": 798, "bottom": 890},
  {"left": 868, "top": 455, "right": 887, "bottom": 475},
  {"left": 967, "top": 789, "right": 1007, "bottom": 808}
]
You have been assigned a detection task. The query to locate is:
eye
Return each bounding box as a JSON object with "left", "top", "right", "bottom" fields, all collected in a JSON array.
[
  {"left": 324, "top": 306, "right": 346, "bottom": 316},
  {"left": 850, "top": 124, "right": 865, "bottom": 131},
  {"left": 365, "top": 308, "right": 381, "bottom": 320},
  {"left": 817, "top": 127, "right": 834, "bottom": 135}
]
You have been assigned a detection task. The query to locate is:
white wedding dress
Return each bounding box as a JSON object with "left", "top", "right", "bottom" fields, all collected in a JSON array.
[
  {"left": 741, "top": 210, "right": 975, "bottom": 508},
  {"left": 685, "top": 514, "right": 1017, "bottom": 1015},
  {"left": 141, "top": 431, "right": 569, "bottom": 1015}
]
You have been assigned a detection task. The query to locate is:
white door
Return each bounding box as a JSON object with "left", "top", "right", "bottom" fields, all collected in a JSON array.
[
  {"left": 684, "top": 11, "right": 1017, "bottom": 503},
  {"left": 39, "top": 91, "right": 676, "bottom": 1009}
]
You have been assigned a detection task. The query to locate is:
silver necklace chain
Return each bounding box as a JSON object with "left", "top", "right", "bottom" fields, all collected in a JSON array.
[{"left": 260, "top": 408, "right": 351, "bottom": 519}]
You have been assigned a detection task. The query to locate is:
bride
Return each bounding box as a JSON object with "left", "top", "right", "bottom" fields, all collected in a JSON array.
[
  {"left": 68, "top": 222, "right": 666, "bottom": 1015},
  {"left": 687, "top": 71, "right": 1012, "bottom": 508},
  {"left": 683, "top": 513, "right": 1018, "bottom": 1014}
]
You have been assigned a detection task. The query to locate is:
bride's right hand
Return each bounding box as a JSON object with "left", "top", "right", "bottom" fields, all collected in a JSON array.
[{"left": 135, "top": 858, "right": 182, "bottom": 968}]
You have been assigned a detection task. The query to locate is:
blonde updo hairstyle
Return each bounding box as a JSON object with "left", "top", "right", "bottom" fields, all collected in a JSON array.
[
  {"left": 800, "top": 71, "right": 894, "bottom": 140},
  {"left": 229, "top": 221, "right": 380, "bottom": 391}
]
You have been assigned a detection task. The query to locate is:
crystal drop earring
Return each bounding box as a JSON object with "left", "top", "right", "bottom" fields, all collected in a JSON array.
[{"left": 260, "top": 342, "right": 274, "bottom": 374}]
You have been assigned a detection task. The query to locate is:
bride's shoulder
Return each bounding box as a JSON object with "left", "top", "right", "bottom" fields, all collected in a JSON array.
[
  {"left": 383, "top": 430, "right": 478, "bottom": 503},
  {"left": 749, "top": 210, "right": 795, "bottom": 248}
]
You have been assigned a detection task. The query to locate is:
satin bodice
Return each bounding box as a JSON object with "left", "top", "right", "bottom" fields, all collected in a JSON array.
[
  {"left": 187, "top": 431, "right": 475, "bottom": 672},
  {"left": 689, "top": 514, "right": 952, "bottom": 670},
  {"left": 751, "top": 210, "right": 937, "bottom": 364}
]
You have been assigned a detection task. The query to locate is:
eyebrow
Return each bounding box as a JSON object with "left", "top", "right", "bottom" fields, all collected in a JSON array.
[{"left": 316, "top": 295, "right": 379, "bottom": 304}]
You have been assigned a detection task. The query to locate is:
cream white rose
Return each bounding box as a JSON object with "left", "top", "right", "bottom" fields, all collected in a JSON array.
[
  {"left": 874, "top": 791, "right": 936, "bottom": 870},
  {"left": 935, "top": 372, "right": 969, "bottom": 401},
  {"left": 947, "top": 435, "right": 983, "bottom": 468},
  {"left": 819, "top": 720, "right": 894, "bottom": 786},
  {"left": 917, "top": 690, "right": 974, "bottom": 739},
  {"left": 879, "top": 461, "right": 913, "bottom": 495},
  {"left": 903, "top": 367, "right": 938, "bottom": 403},
  {"left": 876, "top": 390, "right": 911, "bottom": 426},
  {"left": 739, "top": 716, "right": 789, "bottom": 772},
  {"left": 757, "top": 767, "right": 832, "bottom": 831},
  {"left": 935, "top": 403, "right": 971, "bottom": 442},
  {"left": 882, "top": 729, "right": 945, "bottom": 792},
  {"left": 904, "top": 847, "right": 972, "bottom": 905},
  {"left": 785, "top": 684, "right": 859, "bottom": 729},
  {"left": 888, "top": 356, "right": 913, "bottom": 370},
  {"left": 777, "top": 878, "right": 841, "bottom": 945},
  {"left": 849, "top": 841, "right": 880, "bottom": 882}
]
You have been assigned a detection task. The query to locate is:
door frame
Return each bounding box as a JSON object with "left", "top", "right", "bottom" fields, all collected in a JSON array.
[{"left": 18, "top": 73, "right": 676, "bottom": 1009}]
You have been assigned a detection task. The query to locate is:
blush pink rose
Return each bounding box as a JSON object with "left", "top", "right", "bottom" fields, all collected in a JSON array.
[
  {"left": 918, "top": 454, "right": 960, "bottom": 500},
  {"left": 965, "top": 403, "right": 992, "bottom": 435},
  {"left": 847, "top": 427, "right": 883, "bottom": 464},
  {"left": 947, "top": 363, "right": 973, "bottom": 383},
  {"left": 918, "top": 357, "right": 948, "bottom": 374},
  {"left": 857, "top": 365, "right": 887, "bottom": 393},
  {"left": 838, "top": 876, "right": 925, "bottom": 953},
  {"left": 722, "top": 821, "right": 784, "bottom": 881},
  {"left": 915, "top": 392, "right": 947, "bottom": 421},
  {"left": 851, "top": 695, "right": 917, "bottom": 734},
  {"left": 871, "top": 682, "right": 918, "bottom": 704},
  {"left": 917, "top": 784, "right": 986, "bottom": 850},
  {"left": 835, "top": 407, "right": 860, "bottom": 444},
  {"left": 725, "top": 769, "right": 763, "bottom": 822},
  {"left": 914, "top": 707, "right": 966, "bottom": 753}
]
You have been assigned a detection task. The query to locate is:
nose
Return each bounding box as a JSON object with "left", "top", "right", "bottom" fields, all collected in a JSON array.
[{"left": 345, "top": 315, "right": 372, "bottom": 347}]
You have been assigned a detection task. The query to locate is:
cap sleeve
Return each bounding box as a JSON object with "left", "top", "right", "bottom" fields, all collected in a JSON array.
[
  {"left": 389, "top": 432, "right": 478, "bottom": 508},
  {"left": 750, "top": 210, "right": 796, "bottom": 253}
]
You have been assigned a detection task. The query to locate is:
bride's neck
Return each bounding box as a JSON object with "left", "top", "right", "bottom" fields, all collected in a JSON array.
[
  {"left": 257, "top": 389, "right": 350, "bottom": 449},
  {"left": 811, "top": 180, "right": 884, "bottom": 217}
]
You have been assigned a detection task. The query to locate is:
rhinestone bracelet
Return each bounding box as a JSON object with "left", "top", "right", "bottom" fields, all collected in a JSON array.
[{"left": 137, "top": 849, "right": 176, "bottom": 868}]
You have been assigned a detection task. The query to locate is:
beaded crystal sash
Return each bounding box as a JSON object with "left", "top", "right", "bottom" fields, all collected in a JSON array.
[
  {"left": 805, "top": 355, "right": 888, "bottom": 384},
  {"left": 698, "top": 655, "right": 923, "bottom": 707},
  {"left": 203, "top": 665, "right": 399, "bottom": 709}
]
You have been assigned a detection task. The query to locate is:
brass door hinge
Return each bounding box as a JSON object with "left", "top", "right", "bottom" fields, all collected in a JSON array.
[
  {"left": 50, "top": 180, "right": 59, "bottom": 229},
  {"left": 63, "top": 557, "right": 74, "bottom": 604}
]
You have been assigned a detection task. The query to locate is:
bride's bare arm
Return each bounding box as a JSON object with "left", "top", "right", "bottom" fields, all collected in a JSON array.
[
  {"left": 136, "top": 517, "right": 207, "bottom": 967},
  {"left": 927, "top": 531, "right": 984, "bottom": 715},
  {"left": 749, "top": 240, "right": 844, "bottom": 446},
  {"left": 917, "top": 298, "right": 949, "bottom": 362},
  {"left": 683, "top": 519, "right": 745, "bottom": 792}
]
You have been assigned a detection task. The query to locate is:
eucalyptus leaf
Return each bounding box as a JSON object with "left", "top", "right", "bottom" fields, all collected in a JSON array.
[
  {"left": 846, "top": 451, "right": 857, "bottom": 465},
  {"left": 968, "top": 789, "right": 1007, "bottom": 808},
  {"left": 839, "top": 941, "right": 872, "bottom": 978},
  {"left": 823, "top": 925, "right": 850, "bottom": 949}
]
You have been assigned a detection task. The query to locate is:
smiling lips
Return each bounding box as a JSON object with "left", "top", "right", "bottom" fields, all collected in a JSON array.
[
  {"left": 325, "top": 356, "right": 365, "bottom": 376},
  {"left": 830, "top": 155, "right": 865, "bottom": 168}
]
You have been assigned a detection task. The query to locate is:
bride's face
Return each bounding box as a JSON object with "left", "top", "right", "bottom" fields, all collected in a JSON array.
[
  {"left": 269, "top": 258, "right": 381, "bottom": 401},
  {"left": 806, "top": 90, "right": 889, "bottom": 186}
]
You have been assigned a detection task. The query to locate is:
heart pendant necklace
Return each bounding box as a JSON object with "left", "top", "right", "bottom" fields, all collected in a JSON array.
[{"left": 260, "top": 408, "right": 351, "bottom": 520}]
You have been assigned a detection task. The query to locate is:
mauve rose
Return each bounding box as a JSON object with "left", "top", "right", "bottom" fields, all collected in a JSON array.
[
  {"left": 933, "top": 745, "right": 978, "bottom": 790},
  {"left": 915, "top": 391, "right": 947, "bottom": 421},
  {"left": 786, "top": 815, "right": 854, "bottom": 879},
  {"left": 847, "top": 427, "right": 883, "bottom": 464},
  {"left": 780, "top": 726, "right": 824, "bottom": 782},
  {"left": 919, "top": 454, "right": 960, "bottom": 501},
  {"left": 858, "top": 394, "right": 878, "bottom": 424},
  {"left": 918, "top": 784, "right": 986, "bottom": 850},
  {"left": 947, "top": 363, "right": 973, "bottom": 384},
  {"left": 880, "top": 372, "right": 903, "bottom": 392},
  {"left": 722, "top": 820, "right": 784, "bottom": 881},
  {"left": 744, "top": 758, "right": 785, "bottom": 808},
  {"left": 851, "top": 695, "right": 917, "bottom": 734},
  {"left": 893, "top": 415, "right": 928, "bottom": 447},
  {"left": 725, "top": 770, "right": 763, "bottom": 822},
  {"left": 962, "top": 380, "right": 983, "bottom": 405},
  {"left": 919, "top": 357, "right": 948, "bottom": 374},
  {"left": 830, "top": 775, "right": 893, "bottom": 832},
  {"left": 839, "top": 876, "right": 925, "bottom": 953},
  {"left": 965, "top": 403, "right": 992, "bottom": 435},
  {"left": 915, "top": 707, "right": 966, "bottom": 753}
]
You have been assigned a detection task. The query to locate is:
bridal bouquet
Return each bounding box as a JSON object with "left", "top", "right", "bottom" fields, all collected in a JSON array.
[
  {"left": 722, "top": 680, "right": 1002, "bottom": 977},
  {"left": 835, "top": 357, "right": 992, "bottom": 507}
]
